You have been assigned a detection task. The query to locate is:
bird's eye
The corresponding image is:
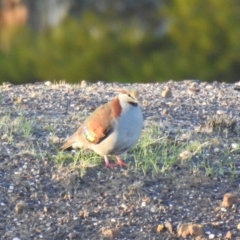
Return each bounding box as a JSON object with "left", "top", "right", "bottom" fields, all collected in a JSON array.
[{"left": 128, "top": 94, "right": 132, "bottom": 97}]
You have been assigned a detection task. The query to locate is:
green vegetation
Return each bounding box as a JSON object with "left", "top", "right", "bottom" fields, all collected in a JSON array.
[
  {"left": 54, "top": 123, "right": 240, "bottom": 178},
  {"left": 0, "top": 112, "right": 33, "bottom": 143},
  {"left": 0, "top": 0, "right": 240, "bottom": 84},
  {"left": 54, "top": 149, "right": 102, "bottom": 177},
  {"left": 0, "top": 104, "right": 239, "bottom": 178}
]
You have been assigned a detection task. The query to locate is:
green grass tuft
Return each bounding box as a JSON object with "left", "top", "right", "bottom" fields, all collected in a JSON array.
[{"left": 54, "top": 123, "right": 240, "bottom": 178}]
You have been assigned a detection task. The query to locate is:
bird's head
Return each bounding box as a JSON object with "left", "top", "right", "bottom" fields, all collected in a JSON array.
[{"left": 117, "top": 88, "right": 140, "bottom": 106}]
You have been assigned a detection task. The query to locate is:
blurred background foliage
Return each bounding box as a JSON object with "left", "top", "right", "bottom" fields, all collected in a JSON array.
[{"left": 0, "top": 0, "right": 240, "bottom": 84}]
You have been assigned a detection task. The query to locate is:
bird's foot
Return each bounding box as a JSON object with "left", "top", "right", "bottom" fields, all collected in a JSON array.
[
  {"left": 104, "top": 156, "right": 117, "bottom": 168},
  {"left": 105, "top": 162, "right": 118, "bottom": 168},
  {"left": 116, "top": 156, "right": 128, "bottom": 167},
  {"left": 104, "top": 156, "right": 128, "bottom": 168}
]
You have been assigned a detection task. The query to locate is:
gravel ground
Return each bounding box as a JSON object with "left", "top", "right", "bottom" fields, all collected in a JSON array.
[{"left": 0, "top": 80, "right": 240, "bottom": 240}]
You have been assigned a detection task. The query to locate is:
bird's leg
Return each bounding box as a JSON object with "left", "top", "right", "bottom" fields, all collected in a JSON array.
[
  {"left": 104, "top": 156, "right": 117, "bottom": 168},
  {"left": 115, "top": 156, "right": 128, "bottom": 167}
]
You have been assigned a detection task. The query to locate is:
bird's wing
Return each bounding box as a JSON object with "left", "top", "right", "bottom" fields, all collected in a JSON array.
[
  {"left": 80, "top": 103, "right": 114, "bottom": 144},
  {"left": 60, "top": 97, "right": 122, "bottom": 150}
]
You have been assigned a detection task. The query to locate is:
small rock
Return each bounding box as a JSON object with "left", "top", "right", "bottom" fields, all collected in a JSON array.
[
  {"left": 15, "top": 200, "right": 27, "bottom": 214},
  {"left": 45, "top": 81, "right": 52, "bottom": 86},
  {"left": 206, "top": 84, "right": 214, "bottom": 90},
  {"left": 156, "top": 224, "right": 165, "bottom": 233},
  {"left": 161, "top": 109, "right": 169, "bottom": 115},
  {"left": 216, "top": 110, "right": 225, "bottom": 115},
  {"left": 179, "top": 151, "right": 192, "bottom": 160},
  {"left": 188, "top": 82, "right": 200, "bottom": 94},
  {"left": 165, "top": 221, "right": 174, "bottom": 234},
  {"left": 221, "top": 207, "right": 227, "bottom": 212},
  {"left": 12, "top": 238, "right": 21, "bottom": 240},
  {"left": 214, "top": 148, "right": 220, "bottom": 153},
  {"left": 178, "top": 223, "right": 203, "bottom": 238},
  {"left": 1, "top": 134, "right": 8, "bottom": 142},
  {"left": 231, "top": 143, "right": 239, "bottom": 150},
  {"left": 2, "top": 82, "right": 12, "bottom": 88},
  {"left": 209, "top": 233, "right": 215, "bottom": 239},
  {"left": 162, "top": 86, "right": 172, "bottom": 98},
  {"left": 101, "top": 228, "right": 120, "bottom": 239},
  {"left": 80, "top": 80, "right": 88, "bottom": 88},
  {"left": 221, "top": 193, "right": 238, "bottom": 207},
  {"left": 120, "top": 203, "right": 128, "bottom": 211},
  {"left": 237, "top": 223, "right": 240, "bottom": 230},
  {"left": 212, "top": 221, "right": 222, "bottom": 227},
  {"left": 142, "top": 100, "right": 149, "bottom": 106},
  {"left": 97, "top": 81, "right": 105, "bottom": 86},
  {"left": 190, "top": 82, "right": 199, "bottom": 87},
  {"left": 14, "top": 96, "right": 23, "bottom": 104},
  {"left": 30, "top": 93, "right": 37, "bottom": 98},
  {"left": 225, "top": 231, "right": 232, "bottom": 239},
  {"left": 51, "top": 136, "right": 60, "bottom": 144},
  {"left": 79, "top": 210, "right": 89, "bottom": 218}
]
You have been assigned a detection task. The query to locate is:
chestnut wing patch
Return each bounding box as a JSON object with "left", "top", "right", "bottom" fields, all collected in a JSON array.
[{"left": 82, "top": 104, "right": 113, "bottom": 144}]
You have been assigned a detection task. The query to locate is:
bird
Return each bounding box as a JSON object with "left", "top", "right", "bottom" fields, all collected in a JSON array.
[{"left": 60, "top": 88, "right": 143, "bottom": 168}]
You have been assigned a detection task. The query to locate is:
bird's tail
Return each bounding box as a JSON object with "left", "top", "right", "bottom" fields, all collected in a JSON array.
[
  {"left": 60, "top": 133, "right": 76, "bottom": 150},
  {"left": 60, "top": 140, "right": 74, "bottom": 150},
  {"left": 60, "top": 132, "right": 85, "bottom": 150}
]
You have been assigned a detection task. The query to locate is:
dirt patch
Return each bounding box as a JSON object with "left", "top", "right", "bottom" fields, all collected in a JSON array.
[{"left": 0, "top": 80, "right": 240, "bottom": 239}]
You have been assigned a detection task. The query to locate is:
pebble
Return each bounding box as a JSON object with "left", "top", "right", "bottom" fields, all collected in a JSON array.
[
  {"left": 165, "top": 221, "right": 174, "bottom": 234},
  {"left": 1, "top": 134, "right": 8, "bottom": 141},
  {"left": 221, "top": 193, "right": 238, "bottom": 207},
  {"left": 162, "top": 86, "right": 172, "bottom": 98},
  {"left": 2, "top": 82, "right": 12, "bottom": 88},
  {"left": 237, "top": 223, "right": 240, "bottom": 229},
  {"left": 30, "top": 93, "right": 37, "bottom": 98},
  {"left": 179, "top": 151, "right": 192, "bottom": 160},
  {"left": 97, "top": 81, "right": 105, "bottom": 86},
  {"left": 209, "top": 234, "right": 215, "bottom": 239},
  {"left": 225, "top": 231, "right": 232, "bottom": 239},
  {"left": 51, "top": 136, "right": 60, "bottom": 144},
  {"left": 44, "top": 81, "right": 52, "bottom": 86},
  {"left": 231, "top": 143, "right": 239, "bottom": 149},
  {"left": 178, "top": 223, "right": 203, "bottom": 237},
  {"left": 81, "top": 80, "right": 88, "bottom": 88},
  {"left": 156, "top": 224, "right": 164, "bottom": 233},
  {"left": 15, "top": 200, "right": 27, "bottom": 214},
  {"left": 101, "top": 228, "right": 120, "bottom": 238},
  {"left": 214, "top": 148, "right": 220, "bottom": 153},
  {"left": 220, "top": 207, "right": 227, "bottom": 212},
  {"left": 216, "top": 110, "right": 225, "bottom": 115},
  {"left": 121, "top": 203, "right": 128, "bottom": 211},
  {"left": 206, "top": 84, "right": 214, "bottom": 90}
]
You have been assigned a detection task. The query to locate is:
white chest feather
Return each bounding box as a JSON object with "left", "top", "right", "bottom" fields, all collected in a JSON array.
[{"left": 116, "top": 104, "right": 143, "bottom": 146}]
